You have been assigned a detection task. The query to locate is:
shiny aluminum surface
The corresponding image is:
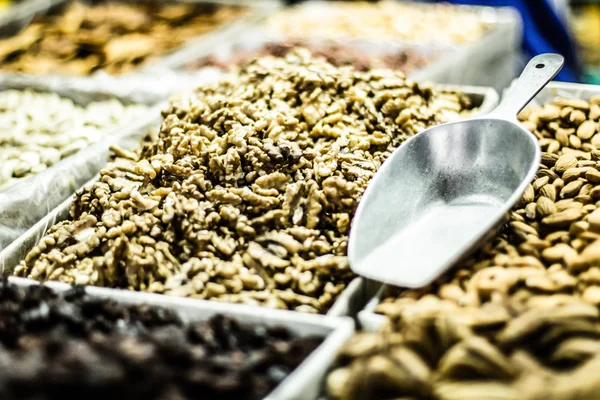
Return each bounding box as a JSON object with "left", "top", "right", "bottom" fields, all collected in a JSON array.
[{"left": 349, "top": 54, "right": 564, "bottom": 288}]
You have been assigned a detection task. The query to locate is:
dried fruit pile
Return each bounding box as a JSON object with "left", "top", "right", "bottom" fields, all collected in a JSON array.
[
  {"left": 268, "top": 1, "right": 491, "bottom": 45},
  {"left": 327, "top": 95, "right": 600, "bottom": 399},
  {"left": 185, "top": 42, "right": 434, "bottom": 74},
  {"left": 14, "top": 50, "right": 477, "bottom": 313},
  {"left": 0, "top": 1, "right": 245, "bottom": 75},
  {"left": 0, "top": 280, "right": 322, "bottom": 400},
  {"left": 0, "top": 89, "right": 148, "bottom": 190}
]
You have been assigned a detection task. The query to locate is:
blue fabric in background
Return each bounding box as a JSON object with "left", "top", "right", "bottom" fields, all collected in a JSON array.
[{"left": 428, "top": 0, "right": 581, "bottom": 82}]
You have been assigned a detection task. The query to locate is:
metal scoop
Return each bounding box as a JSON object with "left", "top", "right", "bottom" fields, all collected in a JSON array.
[{"left": 348, "top": 53, "right": 564, "bottom": 288}]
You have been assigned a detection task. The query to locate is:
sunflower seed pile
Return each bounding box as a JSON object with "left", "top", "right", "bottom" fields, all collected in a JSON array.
[
  {"left": 0, "top": 1, "right": 245, "bottom": 75},
  {"left": 268, "top": 1, "right": 491, "bottom": 45},
  {"left": 14, "top": 50, "right": 477, "bottom": 314},
  {"left": 0, "top": 280, "right": 322, "bottom": 400},
  {"left": 0, "top": 89, "right": 148, "bottom": 191},
  {"left": 326, "top": 94, "right": 600, "bottom": 399}
]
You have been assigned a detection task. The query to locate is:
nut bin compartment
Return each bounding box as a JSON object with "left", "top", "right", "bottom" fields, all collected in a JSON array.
[
  {"left": 0, "top": 0, "right": 276, "bottom": 76},
  {"left": 331, "top": 79, "right": 600, "bottom": 398},
  {"left": 0, "top": 46, "right": 499, "bottom": 319},
  {"left": 0, "top": 83, "right": 497, "bottom": 318},
  {"left": 408, "top": 4, "right": 523, "bottom": 90},
  {"left": 4, "top": 277, "right": 355, "bottom": 400},
  {"left": 0, "top": 76, "right": 166, "bottom": 250}
]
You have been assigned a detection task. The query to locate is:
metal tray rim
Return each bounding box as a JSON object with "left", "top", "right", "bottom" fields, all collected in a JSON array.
[
  {"left": 357, "top": 285, "right": 386, "bottom": 331},
  {"left": 532, "top": 80, "right": 600, "bottom": 102}
]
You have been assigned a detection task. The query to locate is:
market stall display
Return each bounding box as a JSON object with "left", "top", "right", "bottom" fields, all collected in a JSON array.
[{"left": 0, "top": 0, "right": 597, "bottom": 398}]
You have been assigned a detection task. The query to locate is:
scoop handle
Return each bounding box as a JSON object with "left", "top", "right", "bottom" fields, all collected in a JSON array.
[{"left": 489, "top": 53, "right": 564, "bottom": 120}]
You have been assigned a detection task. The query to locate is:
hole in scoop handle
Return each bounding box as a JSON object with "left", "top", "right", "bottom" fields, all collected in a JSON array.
[{"left": 490, "top": 53, "right": 564, "bottom": 121}]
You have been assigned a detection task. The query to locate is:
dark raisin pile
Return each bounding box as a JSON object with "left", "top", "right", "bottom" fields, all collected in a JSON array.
[{"left": 0, "top": 279, "right": 323, "bottom": 400}]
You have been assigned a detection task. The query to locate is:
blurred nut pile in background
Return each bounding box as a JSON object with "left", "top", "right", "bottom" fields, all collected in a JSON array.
[
  {"left": 267, "top": 1, "right": 492, "bottom": 45},
  {"left": 0, "top": 280, "right": 322, "bottom": 400},
  {"left": 184, "top": 41, "right": 435, "bottom": 74},
  {"left": 14, "top": 50, "right": 478, "bottom": 314},
  {"left": 0, "top": 89, "right": 148, "bottom": 191},
  {"left": 327, "top": 94, "right": 600, "bottom": 399},
  {"left": 0, "top": 0, "right": 246, "bottom": 75}
]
